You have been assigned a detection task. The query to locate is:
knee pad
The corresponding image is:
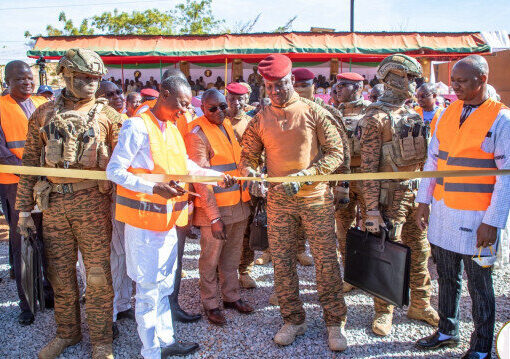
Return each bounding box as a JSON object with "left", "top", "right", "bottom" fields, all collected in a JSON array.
[{"left": 87, "top": 266, "right": 107, "bottom": 287}]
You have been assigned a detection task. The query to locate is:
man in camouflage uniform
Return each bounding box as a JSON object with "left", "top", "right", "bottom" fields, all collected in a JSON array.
[
  {"left": 16, "top": 48, "right": 118, "bottom": 359},
  {"left": 359, "top": 53, "right": 439, "bottom": 336},
  {"left": 334, "top": 72, "right": 371, "bottom": 292},
  {"left": 240, "top": 54, "right": 348, "bottom": 352}
]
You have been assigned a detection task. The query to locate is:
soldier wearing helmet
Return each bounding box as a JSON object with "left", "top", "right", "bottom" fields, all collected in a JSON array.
[
  {"left": 15, "top": 48, "right": 121, "bottom": 359},
  {"left": 358, "top": 54, "right": 439, "bottom": 336}
]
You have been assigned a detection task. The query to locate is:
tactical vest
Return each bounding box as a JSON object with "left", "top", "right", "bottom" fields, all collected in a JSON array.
[
  {"left": 0, "top": 95, "right": 47, "bottom": 184},
  {"left": 40, "top": 97, "right": 109, "bottom": 170},
  {"left": 372, "top": 102, "right": 429, "bottom": 172},
  {"left": 188, "top": 116, "right": 250, "bottom": 207},
  {"left": 433, "top": 99, "right": 502, "bottom": 211},
  {"left": 116, "top": 110, "right": 189, "bottom": 230},
  {"left": 339, "top": 100, "right": 369, "bottom": 163}
]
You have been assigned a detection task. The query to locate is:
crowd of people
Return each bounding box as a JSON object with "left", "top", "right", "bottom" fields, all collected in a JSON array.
[{"left": 0, "top": 47, "right": 508, "bottom": 359}]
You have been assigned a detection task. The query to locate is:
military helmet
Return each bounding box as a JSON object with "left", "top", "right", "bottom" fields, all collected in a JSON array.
[
  {"left": 57, "top": 48, "right": 106, "bottom": 77},
  {"left": 376, "top": 54, "right": 422, "bottom": 81}
]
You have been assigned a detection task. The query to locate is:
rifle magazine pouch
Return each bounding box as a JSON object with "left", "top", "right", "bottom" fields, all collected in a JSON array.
[
  {"left": 77, "top": 129, "right": 99, "bottom": 168},
  {"left": 33, "top": 180, "right": 52, "bottom": 211},
  {"left": 344, "top": 227, "right": 411, "bottom": 307},
  {"left": 44, "top": 139, "right": 63, "bottom": 167}
]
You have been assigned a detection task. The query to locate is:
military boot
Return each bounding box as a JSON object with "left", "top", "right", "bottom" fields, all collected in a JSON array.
[
  {"left": 92, "top": 343, "right": 114, "bottom": 359},
  {"left": 274, "top": 322, "right": 307, "bottom": 346},
  {"left": 38, "top": 336, "right": 82, "bottom": 359},
  {"left": 297, "top": 252, "right": 313, "bottom": 266},
  {"left": 269, "top": 292, "right": 279, "bottom": 306},
  {"left": 407, "top": 305, "right": 439, "bottom": 327},
  {"left": 343, "top": 282, "right": 355, "bottom": 293},
  {"left": 255, "top": 251, "right": 271, "bottom": 265},
  {"left": 327, "top": 320, "right": 348, "bottom": 351},
  {"left": 372, "top": 312, "right": 393, "bottom": 336},
  {"left": 239, "top": 274, "right": 257, "bottom": 289}
]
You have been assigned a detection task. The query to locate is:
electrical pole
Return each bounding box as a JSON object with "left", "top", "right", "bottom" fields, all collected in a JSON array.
[{"left": 350, "top": 0, "right": 355, "bottom": 32}]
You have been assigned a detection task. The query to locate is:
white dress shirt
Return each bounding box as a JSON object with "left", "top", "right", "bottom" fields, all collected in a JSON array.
[{"left": 417, "top": 107, "right": 510, "bottom": 256}]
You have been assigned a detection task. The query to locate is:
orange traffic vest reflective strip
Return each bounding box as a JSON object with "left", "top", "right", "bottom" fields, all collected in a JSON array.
[
  {"left": 189, "top": 116, "right": 250, "bottom": 207},
  {"left": 116, "top": 111, "right": 189, "bottom": 231},
  {"left": 433, "top": 99, "right": 503, "bottom": 211},
  {"left": 134, "top": 100, "right": 192, "bottom": 138},
  {"left": 414, "top": 106, "right": 443, "bottom": 137},
  {"left": 0, "top": 95, "right": 47, "bottom": 184}
]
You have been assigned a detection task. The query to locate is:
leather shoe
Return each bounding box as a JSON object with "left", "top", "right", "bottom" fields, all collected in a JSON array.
[
  {"left": 172, "top": 306, "right": 202, "bottom": 323},
  {"left": 112, "top": 322, "right": 119, "bottom": 340},
  {"left": 462, "top": 350, "right": 491, "bottom": 359},
  {"left": 161, "top": 340, "right": 199, "bottom": 358},
  {"left": 223, "top": 299, "right": 254, "bottom": 314},
  {"left": 18, "top": 310, "right": 34, "bottom": 326},
  {"left": 205, "top": 308, "right": 226, "bottom": 326},
  {"left": 116, "top": 308, "right": 135, "bottom": 320},
  {"left": 416, "top": 331, "right": 459, "bottom": 350}
]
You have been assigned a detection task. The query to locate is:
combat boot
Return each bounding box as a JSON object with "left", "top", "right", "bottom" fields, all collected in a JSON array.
[
  {"left": 407, "top": 305, "right": 439, "bottom": 327},
  {"left": 372, "top": 312, "right": 393, "bottom": 336},
  {"left": 255, "top": 251, "right": 271, "bottom": 265},
  {"left": 327, "top": 320, "right": 348, "bottom": 351},
  {"left": 274, "top": 322, "right": 307, "bottom": 346},
  {"left": 269, "top": 292, "right": 279, "bottom": 306},
  {"left": 38, "top": 335, "right": 82, "bottom": 359},
  {"left": 92, "top": 343, "right": 114, "bottom": 359},
  {"left": 343, "top": 282, "right": 355, "bottom": 293},
  {"left": 239, "top": 274, "right": 257, "bottom": 289},
  {"left": 297, "top": 252, "right": 313, "bottom": 266}
]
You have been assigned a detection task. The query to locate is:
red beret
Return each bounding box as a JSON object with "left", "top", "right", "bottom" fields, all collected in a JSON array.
[
  {"left": 258, "top": 54, "right": 292, "bottom": 81},
  {"left": 226, "top": 82, "right": 248, "bottom": 95},
  {"left": 140, "top": 88, "right": 159, "bottom": 98},
  {"left": 337, "top": 72, "right": 364, "bottom": 82},
  {"left": 292, "top": 68, "right": 315, "bottom": 82}
]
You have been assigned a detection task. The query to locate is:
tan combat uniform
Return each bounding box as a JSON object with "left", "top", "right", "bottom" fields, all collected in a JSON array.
[
  {"left": 359, "top": 102, "right": 432, "bottom": 318},
  {"left": 16, "top": 93, "right": 119, "bottom": 346},
  {"left": 336, "top": 98, "right": 370, "bottom": 263},
  {"left": 240, "top": 92, "right": 347, "bottom": 326}
]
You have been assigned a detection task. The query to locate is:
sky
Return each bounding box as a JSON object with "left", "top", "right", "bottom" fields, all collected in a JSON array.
[{"left": 0, "top": 0, "right": 509, "bottom": 64}]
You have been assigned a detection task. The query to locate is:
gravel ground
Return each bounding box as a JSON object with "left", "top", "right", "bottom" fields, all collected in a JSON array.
[{"left": 0, "top": 234, "right": 509, "bottom": 359}]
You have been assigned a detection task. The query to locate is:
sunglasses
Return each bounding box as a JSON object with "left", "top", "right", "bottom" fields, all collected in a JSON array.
[
  {"left": 105, "top": 89, "right": 123, "bottom": 97},
  {"left": 208, "top": 103, "right": 228, "bottom": 113}
]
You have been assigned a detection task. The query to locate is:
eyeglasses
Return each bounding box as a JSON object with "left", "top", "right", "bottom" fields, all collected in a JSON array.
[
  {"left": 208, "top": 103, "right": 228, "bottom": 113},
  {"left": 105, "top": 89, "right": 123, "bottom": 97}
]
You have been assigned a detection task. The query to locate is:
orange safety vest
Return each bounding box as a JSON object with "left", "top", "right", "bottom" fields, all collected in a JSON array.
[
  {"left": 188, "top": 116, "right": 250, "bottom": 207},
  {"left": 0, "top": 95, "right": 47, "bottom": 184},
  {"left": 115, "top": 111, "right": 189, "bottom": 231},
  {"left": 433, "top": 99, "right": 503, "bottom": 211},
  {"left": 134, "top": 100, "right": 191, "bottom": 138},
  {"left": 415, "top": 106, "right": 443, "bottom": 137}
]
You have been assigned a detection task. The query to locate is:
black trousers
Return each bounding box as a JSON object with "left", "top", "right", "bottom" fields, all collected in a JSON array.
[
  {"left": 432, "top": 244, "right": 495, "bottom": 353},
  {"left": 0, "top": 183, "right": 53, "bottom": 312}
]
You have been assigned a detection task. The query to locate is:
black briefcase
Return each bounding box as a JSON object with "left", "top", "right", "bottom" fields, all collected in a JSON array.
[
  {"left": 249, "top": 199, "right": 269, "bottom": 251},
  {"left": 344, "top": 227, "right": 411, "bottom": 307}
]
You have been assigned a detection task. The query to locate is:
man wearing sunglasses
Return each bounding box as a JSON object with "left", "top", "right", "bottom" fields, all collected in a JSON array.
[
  {"left": 239, "top": 54, "right": 348, "bottom": 352},
  {"left": 185, "top": 88, "right": 253, "bottom": 326},
  {"left": 97, "top": 80, "right": 125, "bottom": 115}
]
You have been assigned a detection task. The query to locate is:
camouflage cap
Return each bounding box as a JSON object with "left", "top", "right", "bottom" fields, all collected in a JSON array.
[
  {"left": 376, "top": 53, "right": 422, "bottom": 81},
  {"left": 57, "top": 48, "right": 106, "bottom": 77}
]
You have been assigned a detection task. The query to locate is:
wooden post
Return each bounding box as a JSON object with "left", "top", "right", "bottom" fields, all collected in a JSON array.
[{"left": 224, "top": 57, "right": 228, "bottom": 95}]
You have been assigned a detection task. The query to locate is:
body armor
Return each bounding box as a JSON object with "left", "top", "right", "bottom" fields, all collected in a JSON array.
[
  {"left": 40, "top": 97, "right": 109, "bottom": 169},
  {"left": 339, "top": 99, "right": 370, "bottom": 161}
]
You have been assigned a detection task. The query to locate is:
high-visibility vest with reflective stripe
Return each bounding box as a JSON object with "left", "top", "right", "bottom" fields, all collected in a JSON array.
[
  {"left": 433, "top": 99, "right": 503, "bottom": 211},
  {"left": 414, "top": 106, "right": 443, "bottom": 137},
  {"left": 189, "top": 116, "right": 250, "bottom": 207},
  {"left": 134, "top": 101, "right": 191, "bottom": 138},
  {"left": 0, "top": 95, "right": 47, "bottom": 184},
  {"left": 115, "top": 111, "right": 189, "bottom": 231}
]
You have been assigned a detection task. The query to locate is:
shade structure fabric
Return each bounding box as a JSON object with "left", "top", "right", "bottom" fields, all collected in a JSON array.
[{"left": 27, "top": 31, "right": 491, "bottom": 64}]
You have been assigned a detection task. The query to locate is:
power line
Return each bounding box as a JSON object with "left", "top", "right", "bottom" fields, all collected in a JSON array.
[{"left": 0, "top": 0, "right": 171, "bottom": 11}]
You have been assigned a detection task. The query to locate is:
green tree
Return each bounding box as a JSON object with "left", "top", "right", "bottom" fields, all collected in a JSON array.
[
  {"left": 45, "top": 12, "right": 94, "bottom": 36},
  {"left": 175, "top": 0, "right": 224, "bottom": 34},
  {"left": 91, "top": 9, "right": 175, "bottom": 35},
  {"left": 274, "top": 16, "right": 297, "bottom": 33}
]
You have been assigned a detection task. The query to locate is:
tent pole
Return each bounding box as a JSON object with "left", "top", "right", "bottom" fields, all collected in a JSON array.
[
  {"left": 224, "top": 57, "right": 228, "bottom": 95},
  {"left": 160, "top": 59, "right": 163, "bottom": 82},
  {"left": 349, "top": 58, "right": 352, "bottom": 71},
  {"left": 121, "top": 62, "right": 125, "bottom": 91},
  {"left": 340, "top": 58, "right": 342, "bottom": 73}
]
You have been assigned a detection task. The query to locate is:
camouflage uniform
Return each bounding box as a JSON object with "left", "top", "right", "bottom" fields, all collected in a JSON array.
[
  {"left": 359, "top": 54, "right": 436, "bottom": 334},
  {"left": 335, "top": 98, "right": 371, "bottom": 263},
  {"left": 15, "top": 50, "right": 119, "bottom": 350},
  {"left": 240, "top": 92, "right": 347, "bottom": 326}
]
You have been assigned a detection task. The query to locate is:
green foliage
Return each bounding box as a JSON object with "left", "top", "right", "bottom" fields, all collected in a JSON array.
[
  {"left": 45, "top": 11, "right": 95, "bottom": 36},
  {"left": 91, "top": 9, "right": 174, "bottom": 35},
  {"left": 175, "top": 0, "right": 224, "bottom": 34},
  {"left": 274, "top": 15, "right": 297, "bottom": 33}
]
